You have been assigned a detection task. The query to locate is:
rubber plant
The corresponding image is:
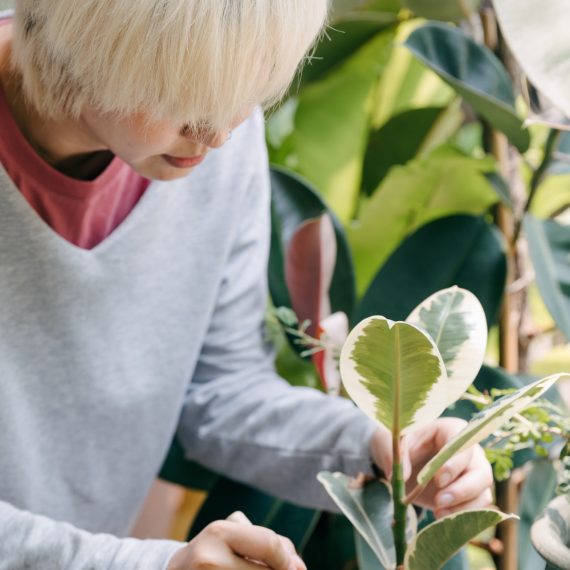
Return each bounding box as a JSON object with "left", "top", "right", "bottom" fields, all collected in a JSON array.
[{"left": 317, "top": 286, "right": 568, "bottom": 569}]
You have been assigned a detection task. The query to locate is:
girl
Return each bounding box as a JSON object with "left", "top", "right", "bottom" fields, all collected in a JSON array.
[{"left": 0, "top": 1, "right": 493, "bottom": 568}]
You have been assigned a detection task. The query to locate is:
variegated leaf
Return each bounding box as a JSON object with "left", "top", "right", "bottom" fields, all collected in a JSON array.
[
  {"left": 340, "top": 317, "right": 449, "bottom": 435},
  {"left": 404, "top": 509, "right": 516, "bottom": 570},
  {"left": 406, "top": 286, "right": 487, "bottom": 405},
  {"left": 417, "top": 374, "right": 567, "bottom": 486},
  {"left": 317, "top": 472, "right": 417, "bottom": 570}
]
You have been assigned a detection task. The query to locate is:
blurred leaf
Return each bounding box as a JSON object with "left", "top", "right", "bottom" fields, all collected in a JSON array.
[
  {"left": 530, "top": 175, "right": 570, "bottom": 219},
  {"left": 286, "top": 214, "right": 337, "bottom": 338},
  {"left": 290, "top": 30, "right": 395, "bottom": 222},
  {"left": 350, "top": 148, "right": 498, "bottom": 297},
  {"left": 355, "top": 215, "right": 507, "bottom": 328},
  {"left": 355, "top": 531, "right": 391, "bottom": 570},
  {"left": 373, "top": 20, "right": 455, "bottom": 129},
  {"left": 318, "top": 473, "right": 417, "bottom": 569},
  {"left": 402, "top": 0, "right": 482, "bottom": 23},
  {"left": 524, "top": 215, "right": 570, "bottom": 339},
  {"left": 405, "top": 510, "right": 516, "bottom": 570},
  {"left": 518, "top": 460, "right": 558, "bottom": 570},
  {"left": 269, "top": 168, "right": 356, "bottom": 320},
  {"left": 530, "top": 344, "right": 570, "bottom": 378},
  {"left": 188, "top": 477, "right": 319, "bottom": 550},
  {"left": 407, "top": 287, "right": 487, "bottom": 404},
  {"left": 300, "top": 17, "right": 397, "bottom": 86},
  {"left": 363, "top": 104, "right": 463, "bottom": 195},
  {"left": 495, "top": 0, "right": 570, "bottom": 124},
  {"left": 417, "top": 374, "right": 565, "bottom": 486},
  {"left": 530, "top": 494, "right": 570, "bottom": 570},
  {"left": 485, "top": 172, "right": 515, "bottom": 210},
  {"left": 404, "top": 22, "right": 530, "bottom": 152}
]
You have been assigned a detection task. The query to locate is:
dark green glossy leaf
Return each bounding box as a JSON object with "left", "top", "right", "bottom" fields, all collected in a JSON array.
[
  {"left": 362, "top": 106, "right": 462, "bottom": 195},
  {"left": 524, "top": 215, "right": 570, "bottom": 339},
  {"left": 402, "top": 0, "right": 481, "bottom": 23},
  {"left": 188, "top": 477, "right": 319, "bottom": 550},
  {"left": 299, "top": 18, "right": 396, "bottom": 86},
  {"left": 404, "top": 23, "right": 530, "bottom": 152},
  {"left": 355, "top": 215, "right": 507, "bottom": 327},
  {"left": 270, "top": 167, "right": 356, "bottom": 320},
  {"left": 158, "top": 438, "right": 218, "bottom": 492}
]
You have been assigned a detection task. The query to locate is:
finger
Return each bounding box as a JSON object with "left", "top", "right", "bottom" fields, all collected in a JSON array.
[
  {"left": 223, "top": 523, "right": 294, "bottom": 570},
  {"left": 434, "top": 465, "right": 494, "bottom": 513},
  {"left": 400, "top": 437, "right": 412, "bottom": 481},
  {"left": 434, "top": 488, "right": 494, "bottom": 519},
  {"left": 435, "top": 447, "right": 474, "bottom": 489},
  {"left": 227, "top": 511, "right": 253, "bottom": 525}
]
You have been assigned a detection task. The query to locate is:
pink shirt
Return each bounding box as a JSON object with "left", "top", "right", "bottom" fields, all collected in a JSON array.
[{"left": 0, "top": 76, "right": 150, "bottom": 250}]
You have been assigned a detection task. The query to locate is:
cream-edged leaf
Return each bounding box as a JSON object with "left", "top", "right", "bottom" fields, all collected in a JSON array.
[
  {"left": 404, "top": 509, "right": 516, "bottom": 570},
  {"left": 407, "top": 286, "right": 487, "bottom": 405},
  {"left": 417, "top": 374, "right": 567, "bottom": 486},
  {"left": 340, "top": 317, "right": 449, "bottom": 435}
]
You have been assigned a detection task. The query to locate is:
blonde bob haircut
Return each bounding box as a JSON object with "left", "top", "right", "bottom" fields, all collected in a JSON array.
[{"left": 12, "top": 0, "right": 329, "bottom": 130}]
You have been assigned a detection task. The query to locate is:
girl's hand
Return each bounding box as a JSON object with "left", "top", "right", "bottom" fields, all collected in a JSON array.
[
  {"left": 167, "top": 511, "right": 306, "bottom": 570},
  {"left": 370, "top": 418, "right": 494, "bottom": 519}
]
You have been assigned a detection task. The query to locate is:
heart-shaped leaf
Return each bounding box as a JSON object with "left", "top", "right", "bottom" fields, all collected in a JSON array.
[
  {"left": 317, "top": 472, "right": 417, "bottom": 570},
  {"left": 524, "top": 214, "right": 570, "bottom": 340},
  {"left": 404, "top": 509, "right": 517, "bottom": 570},
  {"left": 404, "top": 22, "right": 530, "bottom": 152},
  {"left": 340, "top": 317, "right": 448, "bottom": 435},
  {"left": 406, "top": 286, "right": 487, "bottom": 405},
  {"left": 417, "top": 374, "right": 567, "bottom": 486}
]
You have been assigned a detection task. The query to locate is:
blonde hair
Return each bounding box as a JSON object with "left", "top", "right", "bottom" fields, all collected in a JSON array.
[{"left": 11, "top": 0, "right": 329, "bottom": 129}]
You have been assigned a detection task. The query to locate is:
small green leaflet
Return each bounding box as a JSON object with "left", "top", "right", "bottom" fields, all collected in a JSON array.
[{"left": 417, "top": 374, "right": 567, "bottom": 486}]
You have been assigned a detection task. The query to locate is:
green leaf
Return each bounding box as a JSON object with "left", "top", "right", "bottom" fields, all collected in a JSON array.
[
  {"left": 355, "top": 531, "right": 391, "bottom": 570},
  {"left": 404, "top": 509, "right": 516, "bottom": 570},
  {"left": 289, "top": 30, "right": 395, "bottom": 222},
  {"left": 269, "top": 167, "right": 356, "bottom": 321},
  {"left": 317, "top": 472, "right": 417, "bottom": 569},
  {"left": 404, "top": 23, "right": 530, "bottom": 152},
  {"left": 349, "top": 148, "right": 499, "bottom": 297},
  {"left": 362, "top": 105, "right": 463, "bottom": 195},
  {"left": 355, "top": 215, "right": 507, "bottom": 328},
  {"left": 340, "top": 317, "right": 448, "bottom": 434},
  {"left": 373, "top": 21, "right": 455, "bottom": 129},
  {"left": 402, "top": 0, "right": 482, "bottom": 23},
  {"left": 524, "top": 215, "right": 570, "bottom": 339},
  {"left": 484, "top": 173, "right": 515, "bottom": 210},
  {"left": 495, "top": 1, "right": 570, "bottom": 124},
  {"left": 417, "top": 374, "right": 567, "bottom": 486},
  {"left": 530, "top": 175, "right": 570, "bottom": 219},
  {"left": 406, "top": 286, "right": 487, "bottom": 404}
]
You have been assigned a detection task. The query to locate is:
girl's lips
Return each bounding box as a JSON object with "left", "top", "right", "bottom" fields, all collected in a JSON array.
[{"left": 162, "top": 154, "right": 205, "bottom": 169}]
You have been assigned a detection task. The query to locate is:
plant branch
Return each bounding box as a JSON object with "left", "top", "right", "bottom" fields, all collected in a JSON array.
[{"left": 513, "top": 128, "right": 561, "bottom": 241}]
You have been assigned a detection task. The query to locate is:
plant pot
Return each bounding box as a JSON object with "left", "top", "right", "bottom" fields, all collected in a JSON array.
[{"left": 531, "top": 494, "right": 570, "bottom": 570}]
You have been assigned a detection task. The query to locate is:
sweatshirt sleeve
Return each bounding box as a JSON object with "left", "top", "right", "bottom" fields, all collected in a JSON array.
[
  {"left": 176, "top": 112, "right": 378, "bottom": 511},
  {"left": 0, "top": 500, "right": 183, "bottom": 570}
]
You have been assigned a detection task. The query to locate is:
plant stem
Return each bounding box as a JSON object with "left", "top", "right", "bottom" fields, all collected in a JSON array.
[
  {"left": 513, "top": 128, "right": 561, "bottom": 241},
  {"left": 392, "top": 436, "right": 407, "bottom": 568}
]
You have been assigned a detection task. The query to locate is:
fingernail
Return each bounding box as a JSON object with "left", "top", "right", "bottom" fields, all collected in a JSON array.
[
  {"left": 294, "top": 554, "right": 307, "bottom": 570},
  {"left": 437, "top": 493, "right": 454, "bottom": 507},
  {"left": 438, "top": 473, "right": 451, "bottom": 488}
]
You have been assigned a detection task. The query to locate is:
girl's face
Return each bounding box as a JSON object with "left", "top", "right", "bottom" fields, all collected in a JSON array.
[{"left": 80, "top": 106, "right": 251, "bottom": 181}]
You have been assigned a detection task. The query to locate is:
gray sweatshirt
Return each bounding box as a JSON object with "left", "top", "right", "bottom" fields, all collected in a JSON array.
[{"left": 0, "top": 105, "right": 377, "bottom": 568}]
